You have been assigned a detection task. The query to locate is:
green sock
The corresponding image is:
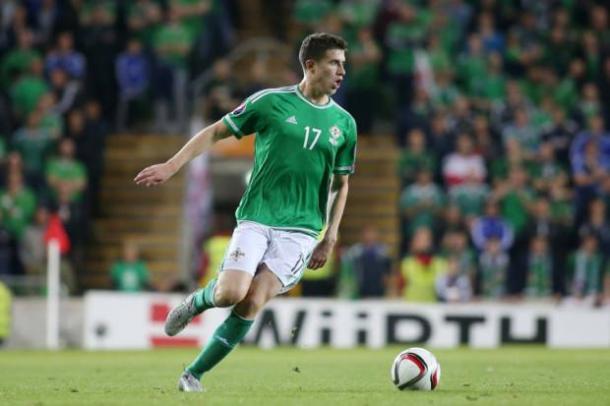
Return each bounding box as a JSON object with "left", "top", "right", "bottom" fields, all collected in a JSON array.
[
  {"left": 194, "top": 278, "right": 217, "bottom": 312},
  {"left": 186, "top": 311, "right": 254, "bottom": 379}
]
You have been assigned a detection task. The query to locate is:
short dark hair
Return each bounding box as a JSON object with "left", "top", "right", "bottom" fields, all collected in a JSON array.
[{"left": 298, "top": 32, "right": 348, "bottom": 70}]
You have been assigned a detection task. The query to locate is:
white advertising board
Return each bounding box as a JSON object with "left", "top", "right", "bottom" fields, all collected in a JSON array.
[{"left": 83, "top": 292, "right": 610, "bottom": 350}]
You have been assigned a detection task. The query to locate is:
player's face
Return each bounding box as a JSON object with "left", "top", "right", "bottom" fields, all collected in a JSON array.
[{"left": 312, "top": 49, "right": 346, "bottom": 95}]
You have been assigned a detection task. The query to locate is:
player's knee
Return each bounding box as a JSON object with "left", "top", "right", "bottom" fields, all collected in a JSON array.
[
  {"left": 214, "top": 284, "right": 248, "bottom": 307},
  {"left": 236, "top": 292, "right": 267, "bottom": 319}
]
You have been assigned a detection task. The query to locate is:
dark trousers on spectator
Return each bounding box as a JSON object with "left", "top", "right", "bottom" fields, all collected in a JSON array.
[{"left": 154, "top": 64, "right": 188, "bottom": 134}]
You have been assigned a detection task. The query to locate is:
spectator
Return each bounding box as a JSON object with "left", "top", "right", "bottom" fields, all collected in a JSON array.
[
  {"left": 399, "top": 168, "right": 444, "bottom": 241},
  {"left": 442, "top": 133, "right": 486, "bottom": 188},
  {"left": 572, "top": 125, "right": 610, "bottom": 226},
  {"left": 541, "top": 106, "right": 578, "bottom": 167},
  {"left": 0, "top": 171, "right": 36, "bottom": 275},
  {"left": 440, "top": 228, "right": 476, "bottom": 283},
  {"left": 80, "top": 1, "right": 119, "bottom": 119},
  {"left": 340, "top": 225, "right": 393, "bottom": 299},
  {"left": 18, "top": 205, "right": 49, "bottom": 276},
  {"left": 115, "top": 38, "right": 151, "bottom": 132},
  {"left": 10, "top": 57, "right": 48, "bottom": 118},
  {"left": 396, "top": 87, "right": 433, "bottom": 144},
  {"left": 501, "top": 107, "right": 539, "bottom": 158},
  {"left": 398, "top": 128, "right": 435, "bottom": 185},
  {"left": 567, "top": 233, "right": 608, "bottom": 306},
  {"left": 448, "top": 176, "right": 490, "bottom": 222},
  {"left": 49, "top": 67, "right": 83, "bottom": 114},
  {"left": 11, "top": 111, "right": 56, "bottom": 189},
  {"left": 400, "top": 227, "right": 447, "bottom": 302},
  {"left": 431, "top": 69, "right": 461, "bottom": 110},
  {"left": 530, "top": 142, "right": 566, "bottom": 195},
  {"left": 81, "top": 101, "right": 108, "bottom": 214},
  {"left": 472, "top": 114, "right": 500, "bottom": 162},
  {"left": 579, "top": 199, "right": 610, "bottom": 267},
  {"left": 435, "top": 203, "right": 467, "bottom": 244},
  {"left": 436, "top": 256, "right": 472, "bottom": 303},
  {"left": 427, "top": 112, "right": 455, "bottom": 177},
  {"left": 570, "top": 115, "right": 610, "bottom": 177},
  {"left": 45, "top": 137, "right": 87, "bottom": 203},
  {"left": 474, "top": 52, "right": 506, "bottom": 112},
  {"left": 36, "top": 92, "right": 63, "bottom": 140},
  {"left": 384, "top": 2, "right": 429, "bottom": 106},
  {"left": 525, "top": 235, "right": 553, "bottom": 299},
  {"left": 152, "top": 6, "right": 193, "bottom": 133},
  {"left": 110, "top": 241, "right": 151, "bottom": 292},
  {"left": 495, "top": 166, "right": 534, "bottom": 240},
  {"left": 478, "top": 238, "right": 509, "bottom": 299},
  {"left": 53, "top": 181, "right": 87, "bottom": 274},
  {"left": 126, "top": 0, "right": 162, "bottom": 47},
  {"left": 528, "top": 196, "right": 570, "bottom": 294},
  {"left": 458, "top": 33, "right": 487, "bottom": 97},
  {"left": 470, "top": 199, "right": 513, "bottom": 252},
  {"left": 575, "top": 82, "right": 602, "bottom": 125},
  {"left": 200, "top": 58, "right": 240, "bottom": 123},
  {"left": 44, "top": 31, "right": 86, "bottom": 80},
  {"left": 345, "top": 27, "right": 381, "bottom": 134},
  {"left": 30, "top": 0, "right": 61, "bottom": 46},
  {"left": 447, "top": 96, "right": 474, "bottom": 135},
  {"left": 554, "top": 58, "right": 585, "bottom": 112},
  {"left": 0, "top": 29, "right": 41, "bottom": 88}
]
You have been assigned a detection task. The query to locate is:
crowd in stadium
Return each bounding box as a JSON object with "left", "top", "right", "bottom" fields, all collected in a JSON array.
[{"left": 1, "top": 0, "right": 609, "bottom": 305}]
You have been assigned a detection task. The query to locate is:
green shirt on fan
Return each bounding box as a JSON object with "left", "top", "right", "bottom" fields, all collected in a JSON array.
[
  {"left": 111, "top": 260, "right": 150, "bottom": 292},
  {"left": 222, "top": 85, "right": 357, "bottom": 236}
]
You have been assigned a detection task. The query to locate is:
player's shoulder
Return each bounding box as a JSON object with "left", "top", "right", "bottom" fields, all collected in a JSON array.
[
  {"left": 331, "top": 100, "right": 357, "bottom": 131},
  {"left": 247, "top": 85, "right": 297, "bottom": 104}
]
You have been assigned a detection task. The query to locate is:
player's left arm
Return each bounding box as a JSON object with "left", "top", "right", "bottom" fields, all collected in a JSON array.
[{"left": 308, "top": 174, "right": 350, "bottom": 270}]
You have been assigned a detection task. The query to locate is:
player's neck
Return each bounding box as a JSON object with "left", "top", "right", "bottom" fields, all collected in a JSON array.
[{"left": 298, "top": 80, "right": 330, "bottom": 106}]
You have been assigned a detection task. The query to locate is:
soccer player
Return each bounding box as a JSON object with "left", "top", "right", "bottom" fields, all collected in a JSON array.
[{"left": 134, "top": 33, "right": 357, "bottom": 392}]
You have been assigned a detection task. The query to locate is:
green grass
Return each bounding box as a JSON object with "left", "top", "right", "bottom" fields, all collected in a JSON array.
[{"left": 1, "top": 347, "right": 610, "bottom": 405}]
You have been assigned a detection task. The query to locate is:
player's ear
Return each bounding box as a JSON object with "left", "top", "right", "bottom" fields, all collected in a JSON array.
[{"left": 305, "top": 59, "right": 316, "bottom": 73}]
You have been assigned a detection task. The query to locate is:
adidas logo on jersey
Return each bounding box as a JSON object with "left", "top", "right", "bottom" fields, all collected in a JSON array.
[{"left": 285, "top": 116, "right": 298, "bottom": 125}]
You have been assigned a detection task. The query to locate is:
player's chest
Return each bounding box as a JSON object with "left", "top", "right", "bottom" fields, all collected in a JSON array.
[{"left": 266, "top": 107, "right": 345, "bottom": 154}]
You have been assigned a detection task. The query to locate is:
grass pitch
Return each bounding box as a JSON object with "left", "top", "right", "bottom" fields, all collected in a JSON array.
[{"left": 1, "top": 346, "right": 609, "bottom": 405}]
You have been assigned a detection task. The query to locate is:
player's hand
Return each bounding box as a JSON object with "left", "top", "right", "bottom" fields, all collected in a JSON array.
[
  {"left": 307, "top": 238, "right": 335, "bottom": 269},
  {"left": 134, "top": 162, "right": 175, "bottom": 186}
]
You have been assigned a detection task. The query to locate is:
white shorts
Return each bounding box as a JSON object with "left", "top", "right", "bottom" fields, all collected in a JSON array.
[{"left": 221, "top": 221, "right": 318, "bottom": 293}]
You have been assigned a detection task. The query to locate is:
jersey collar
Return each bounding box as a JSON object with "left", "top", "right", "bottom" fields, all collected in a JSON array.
[{"left": 294, "top": 85, "right": 335, "bottom": 109}]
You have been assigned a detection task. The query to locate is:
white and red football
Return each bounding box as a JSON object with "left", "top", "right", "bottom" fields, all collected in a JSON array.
[{"left": 390, "top": 347, "right": 441, "bottom": 391}]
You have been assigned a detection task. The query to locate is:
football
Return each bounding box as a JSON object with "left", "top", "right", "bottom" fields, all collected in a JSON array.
[{"left": 390, "top": 347, "right": 441, "bottom": 391}]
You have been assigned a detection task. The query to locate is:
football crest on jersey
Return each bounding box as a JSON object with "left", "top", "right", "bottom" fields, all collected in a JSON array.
[
  {"left": 329, "top": 125, "right": 342, "bottom": 145},
  {"left": 231, "top": 101, "right": 247, "bottom": 116}
]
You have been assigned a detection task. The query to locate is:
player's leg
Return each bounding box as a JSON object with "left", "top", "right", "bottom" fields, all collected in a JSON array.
[
  {"left": 185, "top": 265, "right": 282, "bottom": 380},
  {"left": 165, "top": 270, "right": 252, "bottom": 337},
  {"left": 233, "top": 266, "right": 283, "bottom": 318},
  {"left": 165, "top": 222, "right": 268, "bottom": 337},
  {"left": 185, "top": 230, "right": 316, "bottom": 383},
  {"left": 176, "top": 222, "right": 270, "bottom": 391}
]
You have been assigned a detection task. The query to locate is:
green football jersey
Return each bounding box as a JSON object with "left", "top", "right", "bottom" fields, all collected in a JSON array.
[{"left": 222, "top": 85, "right": 357, "bottom": 236}]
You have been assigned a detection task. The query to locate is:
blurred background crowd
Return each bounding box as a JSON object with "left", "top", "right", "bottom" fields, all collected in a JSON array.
[{"left": 0, "top": 0, "right": 609, "bottom": 306}]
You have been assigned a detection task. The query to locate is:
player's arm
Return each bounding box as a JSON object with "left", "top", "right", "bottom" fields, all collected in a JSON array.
[
  {"left": 134, "top": 120, "right": 233, "bottom": 186},
  {"left": 308, "top": 174, "right": 350, "bottom": 269}
]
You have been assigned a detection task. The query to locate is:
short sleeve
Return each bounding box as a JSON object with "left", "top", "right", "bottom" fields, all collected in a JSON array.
[
  {"left": 222, "top": 91, "right": 270, "bottom": 138},
  {"left": 334, "top": 117, "right": 357, "bottom": 174}
]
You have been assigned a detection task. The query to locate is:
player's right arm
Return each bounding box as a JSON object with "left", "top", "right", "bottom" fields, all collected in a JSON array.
[{"left": 134, "top": 120, "right": 232, "bottom": 186}]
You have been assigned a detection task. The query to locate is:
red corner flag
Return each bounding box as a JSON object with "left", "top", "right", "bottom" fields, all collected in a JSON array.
[{"left": 44, "top": 214, "right": 71, "bottom": 254}]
